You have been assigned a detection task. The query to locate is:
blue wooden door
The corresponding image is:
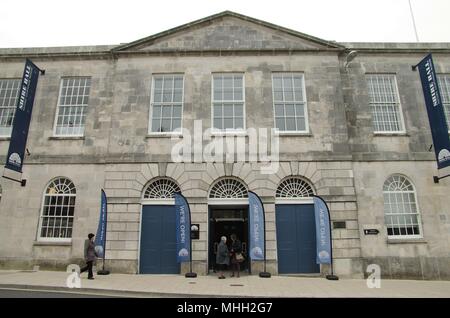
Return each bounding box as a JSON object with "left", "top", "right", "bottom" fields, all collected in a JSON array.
[
  {"left": 276, "top": 204, "right": 320, "bottom": 274},
  {"left": 139, "top": 205, "right": 179, "bottom": 274}
]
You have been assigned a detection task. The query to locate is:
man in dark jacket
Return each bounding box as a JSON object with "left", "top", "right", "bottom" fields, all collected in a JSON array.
[
  {"left": 80, "top": 233, "right": 97, "bottom": 280},
  {"left": 230, "top": 234, "right": 243, "bottom": 278}
]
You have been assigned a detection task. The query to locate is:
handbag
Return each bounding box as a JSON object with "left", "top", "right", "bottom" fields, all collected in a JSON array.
[{"left": 235, "top": 252, "right": 245, "bottom": 262}]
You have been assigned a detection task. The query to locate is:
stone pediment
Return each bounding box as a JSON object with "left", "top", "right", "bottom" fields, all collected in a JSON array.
[{"left": 114, "top": 11, "right": 342, "bottom": 52}]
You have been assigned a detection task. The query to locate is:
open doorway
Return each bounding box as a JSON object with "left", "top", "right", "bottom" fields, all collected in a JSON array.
[{"left": 208, "top": 206, "right": 249, "bottom": 273}]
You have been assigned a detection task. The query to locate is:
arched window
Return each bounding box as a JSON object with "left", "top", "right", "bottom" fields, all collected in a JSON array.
[
  {"left": 209, "top": 178, "right": 248, "bottom": 199},
  {"left": 143, "top": 178, "right": 180, "bottom": 199},
  {"left": 39, "top": 178, "right": 76, "bottom": 241},
  {"left": 276, "top": 177, "right": 314, "bottom": 198},
  {"left": 383, "top": 175, "right": 422, "bottom": 238}
]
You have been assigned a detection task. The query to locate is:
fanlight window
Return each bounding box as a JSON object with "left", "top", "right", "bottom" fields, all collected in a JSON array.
[
  {"left": 46, "top": 178, "right": 76, "bottom": 195},
  {"left": 143, "top": 178, "right": 180, "bottom": 199},
  {"left": 383, "top": 175, "right": 421, "bottom": 237},
  {"left": 276, "top": 177, "right": 314, "bottom": 198},
  {"left": 383, "top": 175, "right": 414, "bottom": 192},
  {"left": 209, "top": 178, "right": 248, "bottom": 199},
  {"left": 39, "top": 178, "right": 76, "bottom": 240}
]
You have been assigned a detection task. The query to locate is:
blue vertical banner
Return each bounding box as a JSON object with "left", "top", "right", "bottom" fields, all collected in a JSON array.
[
  {"left": 416, "top": 54, "right": 450, "bottom": 169},
  {"left": 248, "top": 191, "right": 265, "bottom": 261},
  {"left": 174, "top": 192, "right": 190, "bottom": 263},
  {"left": 5, "top": 59, "right": 42, "bottom": 173},
  {"left": 94, "top": 189, "right": 108, "bottom": 258},
  {"left": 313, "top": 197, "right": 332, "bottom": 264}
]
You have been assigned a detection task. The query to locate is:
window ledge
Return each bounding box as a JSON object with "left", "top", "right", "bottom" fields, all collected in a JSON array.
[
  {"left": 146, "top": 133, "right": 183, "bottom": 138},
  {"left": 275, "top": 131, "right": 312, "bottom": 137},
  {"left": 33, "top": 241, "right": 72, "bottom": 247},
  {"left": 373, "top": 132, "right": 409, "bottom": 137},
  {"left": 0, "top": 137, "right": 11, "bottom": 141},
  {"left": 387, "top": 238, "right": 427, "bottom": 244},
  {"left": 210, "top": 130, "right": 248, "bottom": 137},
  {"left": 49, "top": 136, "right": 85, "bottom": 140}
]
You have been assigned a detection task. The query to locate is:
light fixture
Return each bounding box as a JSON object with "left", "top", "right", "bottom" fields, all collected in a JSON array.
[{"left": 344, "top": 50, "right": 358, "bottom": 68}]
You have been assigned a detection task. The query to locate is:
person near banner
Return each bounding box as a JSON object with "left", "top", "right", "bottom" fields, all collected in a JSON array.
[
  {"left": 230, "top": 233, "right": 243, "bottom": 278},
  {"left": 81, "top": 233, "right": 97, "bottom": 280},
  {"left": 216, "top": 236, "right": 229, "bottom": 279}
]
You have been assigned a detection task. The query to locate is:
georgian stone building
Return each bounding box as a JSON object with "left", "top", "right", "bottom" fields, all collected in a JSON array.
[{"left": 0, "top": 11, "right": 449, "bottom": 279}]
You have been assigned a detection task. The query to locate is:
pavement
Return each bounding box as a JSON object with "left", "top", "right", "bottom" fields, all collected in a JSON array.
[
  {"left": 0, "top": 288, "right": 120, "bottom": 298},
  {"left": 0, "top": 270, "right": 449, "bottom": 298}
]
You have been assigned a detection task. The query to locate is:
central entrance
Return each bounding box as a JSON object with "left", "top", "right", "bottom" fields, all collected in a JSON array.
[
  {"left": 208, "top": 177, "right": 250, "bottom": 274},
  {"left": 208, "top": 206, "right": 249, "bottom": 272}
]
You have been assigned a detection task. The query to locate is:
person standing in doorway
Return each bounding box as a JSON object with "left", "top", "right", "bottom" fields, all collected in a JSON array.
[
  {"left": 230, "top": 234, "right": 243, "bottom": 278},
  {"left": 81, "top": 233, "right": 97, "bottom": 280},
  {"left": 216, "top": 236, "right": 229, "bottom": 279}
]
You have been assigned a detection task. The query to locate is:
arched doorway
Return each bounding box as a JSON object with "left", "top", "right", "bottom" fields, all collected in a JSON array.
[
  {"left": 207, "top": 177, "right": 249, "bottom": 273},
  {"left": 139, "top": 177, "right": 180, "bottom": 274},
  {"left": 275, "top": 177, "right": 320, "bottom": 274}
]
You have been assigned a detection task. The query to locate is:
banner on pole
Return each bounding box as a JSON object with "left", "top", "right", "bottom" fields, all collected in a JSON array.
[
  {"left": 248, "top": 191, "right": 265, "bottom": 261},
  {"left": 94, "top": 189, "right": 107, "bottom": 258},
  {"left": 5, "top": 59, "right": 42, "bottom": 173},
  {"left": 416, "top": 54, "right": 450, "bottom": 170},
  {"left": 313, "top": 197, "right": 332, "bottom": 264},
  {"left": 175, "top": 192, "right": 191, "bottom": 263}
]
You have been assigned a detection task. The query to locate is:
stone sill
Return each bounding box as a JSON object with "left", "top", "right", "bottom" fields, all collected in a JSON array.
[
  {"left": 275, "top": 132, "right": 313, "bottom": 137},
  {"left": 49, "top": 136, "right": 85, "bottom": 141},
  {"left": 387, "top": 238, "right": 427, "bottom": 244},
  {"left": 33, "top": 241, "right": 72, "bottom": 247},
  {"left": 373, "top": 133, "right": 409, "bottom": 137},
  {"left": 210, "top": 131, "right": 248, "bottom": 137},
  {"left": 146, "top": 134, "right": 183, "bottom": 138},
  {"left": 0, "top": 137, "right": 11, "bottom": 141}
]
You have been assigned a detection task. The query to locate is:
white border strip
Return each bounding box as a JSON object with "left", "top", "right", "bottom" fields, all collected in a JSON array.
[
  {"left": 141, "top": 199, "right": 175, "bottom": 205},
  {"left": 275, "top": 197, "right": 314, "bottom": 205},
  {"left": 207, "top": 198, "right": 249, "bottom": 206}
]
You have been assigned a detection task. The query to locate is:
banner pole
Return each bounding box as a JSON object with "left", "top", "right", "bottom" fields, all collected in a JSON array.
[
  {"left": 188, "top": 198, "right": 193, "bottom": 275},
  {"left": 408, "top": 0, "right": 420, "bottom": 42},
  {"left": 433, "top": 174, "right": 450, "bottom": 183},
  {"left": 261, "top": 196, "right": 268, "bottom": 275},
  {"left": 313, "top": 195, "right": 339, "bottom": 281},
  {"left": 2, "top": 174, "right": 26, "bottom": 186},
  {"left": 102, "top": 189, "right": 107, "bottom": 272}
]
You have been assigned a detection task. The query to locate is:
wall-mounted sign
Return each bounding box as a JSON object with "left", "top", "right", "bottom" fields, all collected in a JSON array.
[
  {"left": 364, "top": 229, "right": 380, "bottom": 235},
  {"left": 191, "top": 224, "right": 200, "bottom": 240}
]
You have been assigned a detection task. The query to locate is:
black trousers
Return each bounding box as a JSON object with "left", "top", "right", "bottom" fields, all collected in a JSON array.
[{"left": 81, "top": 261, "right": 93, "bottom": 278}]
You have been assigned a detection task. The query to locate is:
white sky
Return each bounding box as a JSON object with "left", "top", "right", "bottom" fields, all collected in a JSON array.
[{"left": 1, "top": 0, "right": 449, "bottom": 48}]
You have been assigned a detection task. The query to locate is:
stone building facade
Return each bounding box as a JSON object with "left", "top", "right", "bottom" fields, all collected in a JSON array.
[{"left": 0, "top": 11, "right": 449, "bottom": 279}]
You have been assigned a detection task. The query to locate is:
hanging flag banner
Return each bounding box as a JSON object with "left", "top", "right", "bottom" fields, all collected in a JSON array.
[
  {"left": 5, "top": 59, "right": 42, "bottom": 173},
  {"left": 416, "top": 54, "right": 450, "bottom": 169},
  {"left": 175, "top": 192, "right": 191, "bottom": 263},
  {"left": 94, "top": 189, "right": 108, "bottom": 258},
  {"left": 248, "top": 191, "right": 265, "bottom": 261},
  {"left": 313, "top": 196, "right": 332, "bottom": 264}
]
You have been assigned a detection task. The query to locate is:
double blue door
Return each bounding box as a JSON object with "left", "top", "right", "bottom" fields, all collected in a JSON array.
[
  {"left": 139, "top": 205, "right": 179, "bottom": 274},
  {"left": 276, "top": 204, "right": 319, "bottom": 274}
]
